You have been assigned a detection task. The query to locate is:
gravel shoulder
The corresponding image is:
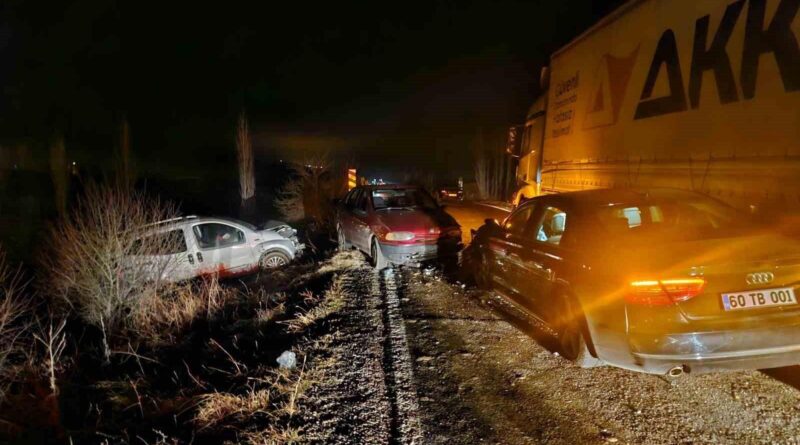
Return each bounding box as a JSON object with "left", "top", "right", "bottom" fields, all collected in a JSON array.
[{"left": 399, "top": 267, "right": 800, "bottom": 445}]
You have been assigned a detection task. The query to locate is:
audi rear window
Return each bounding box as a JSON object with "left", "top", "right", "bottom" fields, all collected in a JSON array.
[{"left": 594, "top": 198, "right": 751, "bottom": 242}]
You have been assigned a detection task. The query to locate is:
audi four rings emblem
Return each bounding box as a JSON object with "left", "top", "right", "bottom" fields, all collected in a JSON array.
[{"left": 746, "top": 272, "right": 774, "bottom": 285}]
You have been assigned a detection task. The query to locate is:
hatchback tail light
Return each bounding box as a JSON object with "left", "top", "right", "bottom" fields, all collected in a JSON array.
[{"left": 626, "top": 278, "right": 706, "bottom": 306}]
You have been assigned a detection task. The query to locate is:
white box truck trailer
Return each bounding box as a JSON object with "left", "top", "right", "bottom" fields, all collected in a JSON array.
[{"left": 515, "top": 0, "right": 800, "bottom": 215}]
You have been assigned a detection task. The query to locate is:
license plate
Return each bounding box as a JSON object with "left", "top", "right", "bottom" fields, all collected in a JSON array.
[{"left": 721, "top": 287, "right": 797, "bottom": 311}]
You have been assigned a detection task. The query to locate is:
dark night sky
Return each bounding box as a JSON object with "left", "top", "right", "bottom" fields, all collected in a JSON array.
[{"left": 0, "top": 0, "right": 621, "bottom": 181}]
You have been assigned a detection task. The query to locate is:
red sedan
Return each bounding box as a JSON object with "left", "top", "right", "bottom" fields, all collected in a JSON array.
[{"left": 335, "top": 184, "right": 462, "bottom": 269}]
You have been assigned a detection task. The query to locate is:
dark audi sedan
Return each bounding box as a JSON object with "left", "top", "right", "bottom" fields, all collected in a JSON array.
[
  {"left": 469, "top": 188, "right": 800, "bottom": 377},
  {"left": 336, "top": 185, "right": 462, "bottom": 269}
]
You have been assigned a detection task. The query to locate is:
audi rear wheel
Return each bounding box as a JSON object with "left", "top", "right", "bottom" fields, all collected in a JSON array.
[{"left": 553, "top": 293, "right": 602, "bottom": 368}]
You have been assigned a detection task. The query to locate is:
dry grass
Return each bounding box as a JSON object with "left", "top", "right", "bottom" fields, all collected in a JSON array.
[
  {"left": 243, "top": 425, "right": 304, "bottom": 445},
  {"left": 132, "top": 277, "right": 233, "bottom": 347},
  {"left": 317, "top": 251, "right": 365, "bottom": 274},
  {"left": 283, "top": 277, "right": 346, "bottom": 333},
  {"left": 194, "top": 357, "right": 320, "bottom": 444},
  {"left": 195, "top": 388, "right": 273, "bottom": 429}
]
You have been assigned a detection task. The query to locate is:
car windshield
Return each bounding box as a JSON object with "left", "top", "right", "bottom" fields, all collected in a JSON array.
[
  {"left": 225, "top": 218, "right": 257, "bottom": 231},
  {"left": 372, "top": 188, "right": 438, "bottom": 210},
  {"left": 593, "top": 197, "right": 753, "bottom": 243}
]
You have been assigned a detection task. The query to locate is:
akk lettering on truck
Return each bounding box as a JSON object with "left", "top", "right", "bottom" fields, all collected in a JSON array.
[{"left": 514, "top": 0, "right": 800, "bottom": 213}]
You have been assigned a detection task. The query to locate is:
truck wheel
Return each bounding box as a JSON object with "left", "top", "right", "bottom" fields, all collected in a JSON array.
[
  {"left": 337, "top": 225, "right": 350, "bottom": 251},
  {"left": 260, "top": 251, "right": 290, "bottom": 270},
  {"left": 370, "top": 238, "right": 389, "bottom": 270},
  {"left": 553, "top": 293, "right": 603, "bottom": 368}
]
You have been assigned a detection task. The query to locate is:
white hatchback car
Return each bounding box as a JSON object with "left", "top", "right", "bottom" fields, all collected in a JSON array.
[{"left": 130, "top": 216, "right": 303, "bottom": 282}]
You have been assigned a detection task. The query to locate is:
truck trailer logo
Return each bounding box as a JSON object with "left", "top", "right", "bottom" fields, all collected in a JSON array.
[
  {"left": 583, "top": 47, "right": 640, "bottom": 129},
  {"left": 634, "top": 0, "right": 800, "bottom": 120}
]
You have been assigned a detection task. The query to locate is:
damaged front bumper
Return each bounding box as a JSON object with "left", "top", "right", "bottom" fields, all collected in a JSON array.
[{"left": 379, "top": 239, "right": 462, "bottom": 266}]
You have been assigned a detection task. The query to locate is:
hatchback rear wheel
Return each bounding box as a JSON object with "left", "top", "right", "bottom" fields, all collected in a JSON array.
[{"left": 260, "top": 251, "right": 290, "bottom": 270}]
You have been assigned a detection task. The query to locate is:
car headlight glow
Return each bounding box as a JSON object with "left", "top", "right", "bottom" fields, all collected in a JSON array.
[{"left": 385, "top": 231, "right": 415, "bottom": 241}]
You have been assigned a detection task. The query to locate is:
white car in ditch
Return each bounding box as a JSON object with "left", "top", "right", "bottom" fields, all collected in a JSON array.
[{"left": 130, "top": 216, "right": 303, "bottom": 282}]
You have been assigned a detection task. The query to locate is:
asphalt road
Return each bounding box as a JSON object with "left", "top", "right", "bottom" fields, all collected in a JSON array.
[{"left": 441, "top": 200, "right": 511, "bottom": 244}]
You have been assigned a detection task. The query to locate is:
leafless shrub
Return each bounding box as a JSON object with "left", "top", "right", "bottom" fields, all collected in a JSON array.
[
  {"left": 274, "top": 154, "right": 346, "bottom": 230},
  {"left": 237, "top": 111, "right": 256, "bottom": 206},
  {"left": 274, "top": 177, "right": 305, "bottom": 222},
  {"left": 40, "top": 184, "right": 182, "bottom": 360},
  {"left": 32, "top": 318, "right": 67, "bottom": 396},
  {"left": 0, "top": 249, "right": 30, "bottom": 401}
]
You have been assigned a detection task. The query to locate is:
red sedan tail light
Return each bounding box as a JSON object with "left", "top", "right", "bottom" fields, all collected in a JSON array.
[{"left": 626, "top": 278, "right": 706, "bottom": 306}]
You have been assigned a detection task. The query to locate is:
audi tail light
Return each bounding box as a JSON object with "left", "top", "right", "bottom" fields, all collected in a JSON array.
[{"left": 626, "top": 278, "right": 706, "bottom": 306}]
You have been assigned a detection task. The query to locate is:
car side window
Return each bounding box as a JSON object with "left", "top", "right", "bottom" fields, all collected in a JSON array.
[
  {"left": 345, "top": 189, "right": 359, "bottom": 209},
  {"left": 132, "top": 229, "right": 188, "bottom": 255},
  {"left": 193, "top": 223, "right": 245, "bottom": 249},
  {"left": 354, "top": 190, "right": 369, "bottom": 213},
  {"left": 503, "top": 204, "right": 536, "bottom": 237},
  {"left": 534, "top": 206, "right": 567, "bottom": 246}
]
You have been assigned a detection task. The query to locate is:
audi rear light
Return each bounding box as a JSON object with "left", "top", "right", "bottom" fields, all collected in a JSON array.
[{"left": 626, "top": 278, "right": 706, "bottom": 306}]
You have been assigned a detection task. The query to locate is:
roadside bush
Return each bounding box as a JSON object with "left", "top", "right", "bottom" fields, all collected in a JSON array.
[
  {"left": 0, "top": 248, "right": 30, "bottom": 402},
  {"left": 40, "top": 184, "right": 181, "bottom": 358}
]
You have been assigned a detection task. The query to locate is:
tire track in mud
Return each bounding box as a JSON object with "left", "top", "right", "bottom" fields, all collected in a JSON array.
[
  {"left": 301, "top": 254, "right": 423, "bottom": 444},
  {"left": 375, "top": 268, "right": 424, "bottom": 444}
]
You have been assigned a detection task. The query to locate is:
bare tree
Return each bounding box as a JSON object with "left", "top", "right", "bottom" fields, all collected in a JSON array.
[
  {"left": 236, "top": 111, "right": 256, "bottom": 213},
  {"left": 116, "top": 116, "right": 135, "bottom": 189},
  {"left": 275, "top": 154, "right": 344, "bottom": 231},
  {"left": 40, "top": 184, "right": 181, "bottom": 362},
  {"left": 49, "top": 136, "right": 69, "bottom": 216},
  {"left": 0, "top": 248, "right": 29, "bottom": 402}
]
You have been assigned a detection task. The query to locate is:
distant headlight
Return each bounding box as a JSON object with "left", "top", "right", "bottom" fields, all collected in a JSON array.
[{"left": 385, "top": 231, "right": 415, "bottom": 241}]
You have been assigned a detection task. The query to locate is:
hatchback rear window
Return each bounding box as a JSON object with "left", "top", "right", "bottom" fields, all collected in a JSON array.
[
  {"left": 594, "top": 198, "right": 750, "bottom": 242},
  {"left": 372, "top": 188, "right": 437, "bottom": 210}
]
